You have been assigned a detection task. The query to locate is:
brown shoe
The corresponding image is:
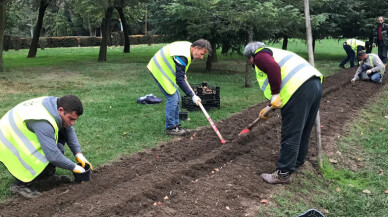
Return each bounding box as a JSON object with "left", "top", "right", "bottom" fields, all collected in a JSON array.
[{"left": 261, "top": 170, "right": 292, "bottom": 184}]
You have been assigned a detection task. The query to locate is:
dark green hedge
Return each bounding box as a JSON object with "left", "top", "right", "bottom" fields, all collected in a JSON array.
[{"left": 3, "top": 34, "right": 168, "bottom": 50}]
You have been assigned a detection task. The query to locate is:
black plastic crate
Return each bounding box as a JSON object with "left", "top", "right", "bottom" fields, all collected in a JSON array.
[{"left": 181, "top": 82, "right": 220, "bottom": 111}]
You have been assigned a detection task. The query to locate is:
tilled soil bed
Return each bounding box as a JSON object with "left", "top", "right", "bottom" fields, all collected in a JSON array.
[{"left": 0, "top": 68, "right": 385, "bottom": 217}]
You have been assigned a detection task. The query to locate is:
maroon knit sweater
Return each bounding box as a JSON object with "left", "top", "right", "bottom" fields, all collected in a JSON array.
[{"left": 253, "top": 50, "right": 281, "bottom": 95}]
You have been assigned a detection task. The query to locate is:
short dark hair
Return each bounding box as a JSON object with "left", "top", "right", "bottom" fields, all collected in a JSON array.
[
  {"left": 357, "top": 51, "right": 366, "bottom": 57},
  {"left": 191, "top": 39, "right": 212, "bottom": 54},
  {"left": 57, "top": 95, "right": 83, "bottom": 116}
]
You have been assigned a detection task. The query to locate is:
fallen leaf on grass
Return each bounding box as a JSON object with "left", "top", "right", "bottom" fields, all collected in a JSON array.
[
  {"left": 260, "top": 199, "right": 269, "bottom": 204},
  {"left": 123, "top": 132, "right": 127, "bottom": 136},
  {"left": 329, "top": 159, "right": 338, "bottom": 164},
  {"left": 380, "top": 128, "right": 384, "bottom": 132},
  {"left": 336, "top": 187, "right": 341, "bottom": 192},
  {"left": 164, "top": 196, "right": 169, "bottom": 200},
  {"left": 356, "top": 157, "right": 363, "bottom": 162},
  {"left": 362, "top": 189, "right": 371, "bottom": 194},
  {"left": 322, "top": 209, "right": 329, "bottom": 214}
]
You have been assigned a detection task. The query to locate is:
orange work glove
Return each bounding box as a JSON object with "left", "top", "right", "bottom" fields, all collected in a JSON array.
[
  {"left": 270, "top": 94, "right": 282, "bottom": 109},
  {"left": 259, "top": 106, "right": 272, "bottom": 119}
]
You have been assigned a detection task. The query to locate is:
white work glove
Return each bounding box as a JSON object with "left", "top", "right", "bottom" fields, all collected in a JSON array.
[
  {"left": 270, "top": 94, "right": 282, "bottom": 109},
  {"left": 75, "top": 153, "right": 93, "bottom": 170},
  {"left": 366, "top": 69, "right": 372, "bottom": 75},
  {"left": 192, "top": 95, "right": 201, "bottom": 106},
  {"left": 73, "top": 164, "right": 86, "bottom": 173}
]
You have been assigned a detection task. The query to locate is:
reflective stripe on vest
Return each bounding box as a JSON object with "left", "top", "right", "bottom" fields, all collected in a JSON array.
[
  {"left": 0, "top": 97, "right": 59, "bottom": 182},
  {"left": 254, "top": 47, "right": 323, "bottom": 107},
  {"left": 147, "top": 42, "right": 192, "bottom": 95},
  {"left": 368, "top": 55, "right": 374, "bottom": 67},
  {"left": 346, "top": 39, "right": 365, "bottom": 52}
]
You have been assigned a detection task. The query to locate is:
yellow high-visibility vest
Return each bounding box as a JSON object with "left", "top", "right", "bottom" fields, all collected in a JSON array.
[
  {"left": 0, "top": 97, "right": 59, "bottom": 182},
  {"left": 346, "top": 39, "right": 365, "bottom": 52},
  {"left": 147, "top": 41, "right": 192, "bottom": 94},
  {"left": 254, "top": 47, "right": 323, "bottom": 107}
]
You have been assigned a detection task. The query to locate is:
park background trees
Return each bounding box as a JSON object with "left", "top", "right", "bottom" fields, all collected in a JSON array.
[{"left": 1, "top": 0, "right": 388, "bottom": 71}]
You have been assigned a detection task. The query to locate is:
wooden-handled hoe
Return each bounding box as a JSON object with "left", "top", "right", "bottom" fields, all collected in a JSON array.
[
  {"left": 185, "top": 79, "right": 226, "bottom": 144},
  {"left": 238, "top": 106, "right": 274, "bottom": 136}
]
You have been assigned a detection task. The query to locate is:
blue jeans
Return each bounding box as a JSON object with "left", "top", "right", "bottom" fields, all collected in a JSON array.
[
  {"left": 377, "top": 40, "right": 387, "bottom": 63},
  {"left": 155, "top": 81, "right": 181, "bottom": 130},
  {"left": 359, "top": 64, "right": 382, "bottom": 83},
  {"left": 340, "top": 44, "right": 356, "bottom": 67}
]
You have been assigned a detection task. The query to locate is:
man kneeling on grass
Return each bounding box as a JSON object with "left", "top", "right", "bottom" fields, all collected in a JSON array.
[
  {"left": 0, "top": 95, "right": 93, "bottom": 198},
  {"left": 351, "top": 51, "right": 385, "bottom": 84}
]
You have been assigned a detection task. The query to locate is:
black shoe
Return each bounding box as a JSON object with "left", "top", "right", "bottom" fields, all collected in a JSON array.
[
  {"left": 10, "top": 182, "right": 42, "bottom": 198},
  {"left": 339, "top": 65, "right": 345, "bottom": 69}
]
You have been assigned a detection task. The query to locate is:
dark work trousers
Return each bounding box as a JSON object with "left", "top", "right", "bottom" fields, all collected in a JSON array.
[
  {"left": 277, "top": 77, "right": 322, "bottom": 173},
  {"left": 377, "top": 40, "right": 387, "bottom": 63},
  {"left": 340, "top": 44, "right": 355, "bottom": 67},
  {"left": 14, "top": 128, "right": 67, "bottom": 185}
]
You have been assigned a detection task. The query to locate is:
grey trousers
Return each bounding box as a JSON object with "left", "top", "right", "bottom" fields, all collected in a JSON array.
[{"left": 277, "top": 77, "right": 322, "bottom": 173}]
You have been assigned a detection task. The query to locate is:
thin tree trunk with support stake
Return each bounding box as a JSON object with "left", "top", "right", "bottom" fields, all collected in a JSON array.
[{"left": 304, "top": 0, "right": 322, "bottom": 168}]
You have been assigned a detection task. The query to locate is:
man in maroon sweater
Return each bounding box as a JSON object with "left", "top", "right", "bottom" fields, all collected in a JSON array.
[{"left": 244, "top": 42, "right": 322, "bottom": 184}]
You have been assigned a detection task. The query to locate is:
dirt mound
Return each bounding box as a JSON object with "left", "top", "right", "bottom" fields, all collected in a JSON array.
[{"left": 0, "top": 68, "right": 385, "bottom": 217}]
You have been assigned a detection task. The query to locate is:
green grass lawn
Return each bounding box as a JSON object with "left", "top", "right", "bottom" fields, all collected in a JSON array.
[{"left": 0, "top": 39, "right": 386, "bottom": 217}]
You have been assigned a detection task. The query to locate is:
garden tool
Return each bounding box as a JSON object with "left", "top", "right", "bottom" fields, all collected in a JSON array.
[
  {"left": 185, "top": 79, "right": 226, "bottom": 144},
  {"left": 238, "top": 106, "right": 274, "bottom": 136}
]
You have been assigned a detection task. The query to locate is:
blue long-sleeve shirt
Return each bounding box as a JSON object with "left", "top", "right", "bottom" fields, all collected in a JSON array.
[{"left": 174, "top": 56, "right": 195, "bottom": 97}]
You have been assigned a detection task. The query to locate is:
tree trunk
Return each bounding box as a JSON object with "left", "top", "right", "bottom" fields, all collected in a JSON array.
[
  {"left": 0, "top": 1, "right": 6, "bottom": 72},
  {"left": 87, "top": 17, "right": 93, "bottom": 36},
  {"left": 245, "top": 26, "right": 253, "bottom": 87},
  {"left": 115, "top": 6, "right": 130, "bottom": 53},
  {"left": 312, "top": 35, "right": 316, "bottom": 53},
  {"left": 98, "top": 7, "right": 114, "bottom": 62},
  {"left": 282, "top": 35, "right": 289, "bottom": 50},
  {"left": 27, "top": 0, "right": 51, "bottom": 58},
  {"left": 206, "top": 53, "right": 213, "bottom": 72},
  {"left": 211, "top": 43, "right": 217, "bottom": 63},
  {"left": 304, "top": 0, "right": 322, "bottom": 168}
]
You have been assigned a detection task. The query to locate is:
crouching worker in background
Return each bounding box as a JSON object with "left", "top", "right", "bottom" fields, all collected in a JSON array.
[
  {"left": 339, "top": 38, "right": 370, "bottom": 69},
  {"left": 351, "top": 51, "right": 385, "bottom": 84},
  {"left": 243, "top": 42, "right": 323, "bottom": 185},
  {"left": 0, "top": 95, "right": 93, "bottom": 198}
]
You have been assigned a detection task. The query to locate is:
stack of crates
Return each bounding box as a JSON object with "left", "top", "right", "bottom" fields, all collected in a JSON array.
[{"left": 181, "top": 82, "right": 220, "bottom": 111}]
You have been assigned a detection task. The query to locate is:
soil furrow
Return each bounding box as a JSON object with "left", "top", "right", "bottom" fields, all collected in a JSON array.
[{"left": 0, "top": 68, "right": 385, "bottom": 217}]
